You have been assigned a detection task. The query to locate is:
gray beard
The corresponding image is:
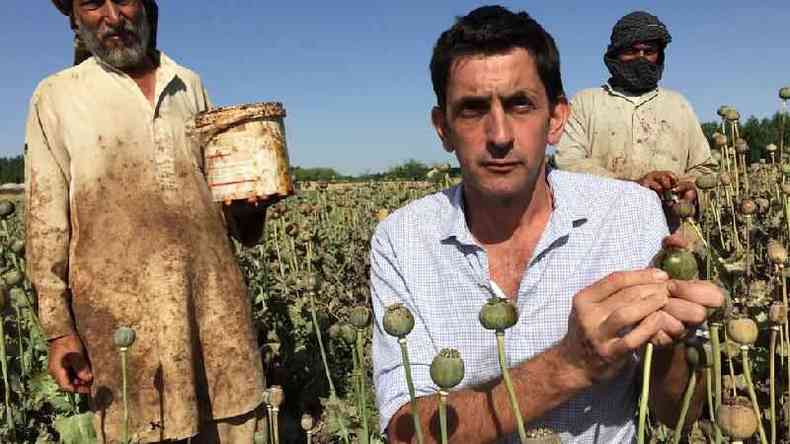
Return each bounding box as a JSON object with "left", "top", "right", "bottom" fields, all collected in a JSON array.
[{"left": 76, "top": 8, "right": 151, "bottom": 70}]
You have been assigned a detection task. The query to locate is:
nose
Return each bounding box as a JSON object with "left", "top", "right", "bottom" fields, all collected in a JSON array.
[
  {"left": 100, "top": 2, "right": 123, "bottom": 27},
  {"left": 485, "top": 103, "right": 514, "bottom": 154}
]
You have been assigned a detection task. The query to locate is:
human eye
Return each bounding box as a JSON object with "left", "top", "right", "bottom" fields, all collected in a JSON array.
[
  {"left": 456, "top": 99, "right": 489, "bottom": 119},
  {"left": 505, "top": 95, "right": 535, "bottom": 113}
]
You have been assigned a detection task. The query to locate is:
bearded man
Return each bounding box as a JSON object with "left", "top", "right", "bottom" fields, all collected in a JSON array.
[
  {"left": 554, "top": 11, "right": 717, "bottom": 203},
  {"left": 26, "top": 1, "right": 269, "bottom": 442}
]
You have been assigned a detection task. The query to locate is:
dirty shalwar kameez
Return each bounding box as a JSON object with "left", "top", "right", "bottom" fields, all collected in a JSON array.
[
  {"left": 24, "top": 53, "right": 265, "bottom": 443},
  {"left": 554, "top": 84, "right": 717, "bottom": 181}
]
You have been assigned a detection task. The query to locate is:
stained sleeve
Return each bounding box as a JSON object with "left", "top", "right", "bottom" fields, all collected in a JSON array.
[
  {"left": 554, "top": 93, "right": 618, "bottom": 178},
  {"left": 369, "top": 222, "right": 438, "bottom": 435},
  {"left": 24, "top": 89, "right": 74, "bottom": 341},
  {"left": 681, "top": 98, "right": 718, "bottom": 178}
]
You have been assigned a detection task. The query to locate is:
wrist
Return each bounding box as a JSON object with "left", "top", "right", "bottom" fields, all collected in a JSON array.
[{"left": 548, "top": 340, "right": 594, "bottom": 392}]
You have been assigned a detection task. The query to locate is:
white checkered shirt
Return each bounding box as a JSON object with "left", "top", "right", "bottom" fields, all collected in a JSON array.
[{"left": 370, "top": 169, "right": 668, "bottom": 443}]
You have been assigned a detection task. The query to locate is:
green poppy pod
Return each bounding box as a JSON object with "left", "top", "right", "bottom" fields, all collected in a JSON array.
[
  {"left": 734, "top": 138, "right": 749, "bottom": 155},
  {"left": 269, "top": 385, "right": 285, "bottom": 408},
  {"left": 113, "top": 327, "right": 136, "bottom": 349},
  {"left": 684, "top": 338, "right": 710, "bottom": 369},
  {"left": 767, "top": 240, "right": 787, "bottom": 265},
  {"left": 739, "top": 199, "right": 756, "bottom": 215},
  {"left": 726, "top": 318, "right": 758, "bottom": 346},
  {"left": 383, "top": 303, "right": 415, "bottom": 338},
  {"left": 672, "top": 201, "right": 696, "bottom": 219},
  {"left": 769, "top": 302, "right": 787, "bottom": 324},
  {"left": 717, "top": 106, "right": 734, "bottom": 118},
  {"left": 656, "top": 248, "right": 699, "bottom": 281},
  {"left": 349, "top": 306, "right": 372, "bottom": 329},
  {"left": 0, "top": 201, "right": 14, "bottom": 218},
  {"left": 717, "top": 401, "right": 758, "bottom": 440},
  {"left": 338, "top": 323, "right": 356, "bottom": 345},
  {"left": 724, "top": 109, "right": 740, "bottom": 122},
  {"left": 766, "top": 143, "right": 778, "bottom": 153},
  {"left": 479, "top": 297, "right": 518, "bottom": 331},
  {"left": 780, "top": 87, "right": 790, "bottom": 100},
  {"left": 300, "top": 413, "right": 315, "bottom": 431},
  {"left": 430, "top": 348, "right": 465, "bottom": 390},
  {"left": 713, "top": 133, "right": 728, "bottom": 148},
  {"left": 695, "top": 174, "right": 718, "bottom": 190}
]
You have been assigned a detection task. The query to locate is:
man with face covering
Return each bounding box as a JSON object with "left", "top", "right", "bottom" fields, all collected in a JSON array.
[
  {"left": 26, "top": 1, "right": 269, "bottom": 442},
  {"left": 554, "top": 11, "right": 717, "bottom": 202}
]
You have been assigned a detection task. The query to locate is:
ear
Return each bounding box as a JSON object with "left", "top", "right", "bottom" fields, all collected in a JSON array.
[
  {"left": 546, "top": 97, "right": 570, "bottom": 146},
  {"left": 431, "top": 106, "right": 453, "bottom": 153}
]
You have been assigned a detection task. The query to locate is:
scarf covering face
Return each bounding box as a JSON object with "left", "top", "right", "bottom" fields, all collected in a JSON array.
[
  {"left": 603, "top": 11, "right": 672, "bottom": 94},
  {"left": 51, "top": 0, "right": 158, "bottom": 66}
]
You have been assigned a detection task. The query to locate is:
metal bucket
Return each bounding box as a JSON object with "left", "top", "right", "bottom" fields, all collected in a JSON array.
[{"left": 190, "top": 102, "right": 295, "bottom": 204}]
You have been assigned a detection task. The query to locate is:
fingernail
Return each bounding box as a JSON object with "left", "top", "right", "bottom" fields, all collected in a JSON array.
[{"left": 653, "top": 270, "right": 669, "bottom": 280}]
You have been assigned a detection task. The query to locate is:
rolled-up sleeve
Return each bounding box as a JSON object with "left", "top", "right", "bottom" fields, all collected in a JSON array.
[
  {"left": 24, "top": 89, "right": 74, "bottom": 341},
  {"left": 369, "top": 222, "right": 438, "bottom": 435},
  {"left": 681, "top": 99, "right": 717, "bottom": 178}
]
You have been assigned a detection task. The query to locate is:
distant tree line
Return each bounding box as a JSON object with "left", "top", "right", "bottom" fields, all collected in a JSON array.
[
  {"left": 3, "top": 114, "right": 787, "bottom": 185},
  {"left": 701, "top": 111, "right": 790, "bottom": 163},
  {"left": 0, "top": 155, "right": 23, "bottom": 184}
]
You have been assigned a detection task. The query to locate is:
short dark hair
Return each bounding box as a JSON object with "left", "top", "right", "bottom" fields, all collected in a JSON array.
[{"left": 430, "top": 5, "right": 565, "bottom": 110}]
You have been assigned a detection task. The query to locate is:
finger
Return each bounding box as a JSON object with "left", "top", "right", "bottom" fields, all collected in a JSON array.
[
  {"left": 601, "top": 288, "right": 669, "bottom": 338},
  {"left": 662, "top": 298, "right": 708, "bottom": 327},
  {"left": 655, "top": 310, "right": 687, "bottom": 339},
  {"left": 616, "top": 311, "right": 669, "bottom": 352},
  {"left": 73, "top": 380, "right": 92, "bottom": 394},
  {"left": 599, "top": 282, "right": 670, "bottom": 313},
  {"left": 68, "top": 354, "right": 94, "bottom": 383},
  {"left": 661, "top": 234, "right": 689, "bottom": 250},
  {"left": 667, "top": 280, "right": 724, "bottom": 308},
  {"left": 576, "top": 269, "right": 669, "bottom": 304},
  {"left": 658, "top": 174, "right": 675, "bottom": 190},
  {"left": 642, "top": 179, "right": 663, "bottom": 193},
  {"left": 650, "top": 330, "right": 674, "bottom": 348},
  {"left": 50, "top": 364, "right": 76, "bottom": 393}
]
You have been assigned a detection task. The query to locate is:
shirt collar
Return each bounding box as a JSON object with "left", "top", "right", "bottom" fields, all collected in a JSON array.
[
  {"left": 439, "top": 168, "right": 585, "bottom": 249},
  {"left": 603, "top": 82, "right": 660, "bottom": 105}
]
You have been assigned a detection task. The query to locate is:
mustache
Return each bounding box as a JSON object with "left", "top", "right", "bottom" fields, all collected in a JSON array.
[{"left": 96, "top": 19, "right": 140, "bottom": 41}]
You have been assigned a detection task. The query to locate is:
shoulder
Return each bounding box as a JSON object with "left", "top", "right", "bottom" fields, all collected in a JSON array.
[
  {"left": 160, "top": 53, "right": 207, "bottom": 89},
  {"left": 372, "top": 187, "right": 455, "bottom": 245},
  {"left": 30, "top": 62, "right": 95, "bottom": 106},
  {"left": 658, "top": 88, "right": 695, "bottom": 109},
  {"left": 569, "top": 87, "right": 608, "bottom": 105},
  {"left": 550, "top": 169, "right": 661, "bottom": 218}
]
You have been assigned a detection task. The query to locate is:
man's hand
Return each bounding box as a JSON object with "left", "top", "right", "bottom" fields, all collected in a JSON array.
[
  {"left": 672, "top": 180, "right": 697, "bottom": 204},
  {"left": 656, "top": 234, "right": 725, "bottom": 343},
  {"left": 558, "top": 269, "right": 684, "bottom": 383},
  {"left": 48, "top": 335, "right": 93, "bottom": 394},
  {"left": 637, "top": 170, "right": 677, "bottom": 194}
]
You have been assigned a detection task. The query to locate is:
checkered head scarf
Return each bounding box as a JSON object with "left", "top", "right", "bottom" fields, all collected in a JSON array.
[
  {"left": 604, "top": 11, "right": 672, "bottom": 94},
  {"left": 51, "top": 0, "right": 158, "bottom": 66}
]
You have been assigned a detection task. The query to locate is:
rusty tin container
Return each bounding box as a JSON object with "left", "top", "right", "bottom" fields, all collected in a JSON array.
[{"left": 191, "top": 102, "right": 295, "bottom": 204}]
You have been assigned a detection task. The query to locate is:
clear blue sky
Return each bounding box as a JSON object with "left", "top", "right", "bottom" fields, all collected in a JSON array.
[{"left": 1, "top": 1, "right": 788, "bottom": 175}]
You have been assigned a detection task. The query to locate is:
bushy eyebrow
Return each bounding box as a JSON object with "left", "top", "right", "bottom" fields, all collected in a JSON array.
[{"left": 452, "top": 90, "right": 538, "bottom": 110}]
